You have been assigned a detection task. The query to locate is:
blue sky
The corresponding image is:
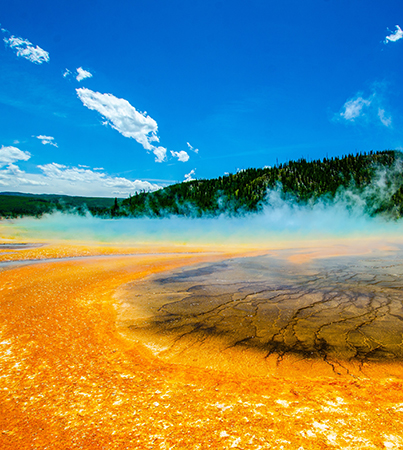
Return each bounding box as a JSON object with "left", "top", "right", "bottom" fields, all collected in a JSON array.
[{"left": 0, "top": 0, "right": 402, "bottom": 197}]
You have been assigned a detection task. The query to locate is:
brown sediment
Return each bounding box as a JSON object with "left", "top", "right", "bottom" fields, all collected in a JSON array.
[
  {"left": 1, "top": 245, "right": 403, "bottom": 449},
  {"left": 118, "top": 249, "right": 403, "bottom": 376}
]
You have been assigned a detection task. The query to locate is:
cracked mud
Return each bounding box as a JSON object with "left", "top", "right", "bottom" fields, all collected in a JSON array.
[{"left": 118, "top": 249, "right": 403, "bottom": 375}]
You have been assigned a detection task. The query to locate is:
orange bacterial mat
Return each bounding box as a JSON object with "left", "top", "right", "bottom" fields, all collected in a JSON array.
[{"left": 1, "top": 243, "right": 403, "bottom": 449}]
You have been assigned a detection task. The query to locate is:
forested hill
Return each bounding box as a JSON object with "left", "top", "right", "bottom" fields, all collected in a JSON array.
[
  {"left": 2, "top": 150, "right": 403, "bottom": 219},
  {"left": 121, "top": 150, "right": 403, "bottom": 218},
  {"left": 0, "top": 193, "right": 116, "bottom": 219}
]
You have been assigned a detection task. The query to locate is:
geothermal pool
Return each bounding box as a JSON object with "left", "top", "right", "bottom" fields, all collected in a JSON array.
[{"left": 2, "top": 223, "right": 403, "bottom": 448}]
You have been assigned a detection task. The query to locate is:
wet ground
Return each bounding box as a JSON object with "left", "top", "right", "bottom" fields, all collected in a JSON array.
[
  {"left": 118, "top": 247, "right": 403, "bottom": 377},
  {"left": 2, "top": 242, "right": 403, "bottom": 449}
]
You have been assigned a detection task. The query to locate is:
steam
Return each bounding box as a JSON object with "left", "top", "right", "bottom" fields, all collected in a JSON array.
[
  {"left": 2, "top": 192, "right": 403, "bottom": 248},
  {"left": 2, "top": 157, "right": 403, "bottom": 248}
]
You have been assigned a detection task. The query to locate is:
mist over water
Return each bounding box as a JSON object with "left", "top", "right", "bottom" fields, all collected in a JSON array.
[
  {"left": 2, "top": 190, "right": 403, "bottom": 248},
  {"left": 4, "top": 188, "right": 403, "bottom": 374}
]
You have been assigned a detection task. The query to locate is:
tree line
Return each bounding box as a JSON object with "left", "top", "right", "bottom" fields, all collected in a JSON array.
[
  {"left": 2, "top": 150, "right": 402, "bottom": 219},
  {"left": 118, "top": 150, "right": 402, "bottom": 218}
]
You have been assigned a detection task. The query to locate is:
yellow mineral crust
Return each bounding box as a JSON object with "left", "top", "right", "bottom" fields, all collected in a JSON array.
[{"left": 1, "top": 244, "right": 403, "bottom": 449}]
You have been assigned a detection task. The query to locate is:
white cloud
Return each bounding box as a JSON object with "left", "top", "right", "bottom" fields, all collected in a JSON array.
[
  {"left": 339, "top": 94, "right": 372, "bottom": 121},
  {"left": 184, "top": 169, "right": 196, "bottom": 182},
  {"left": 171, "top": 150, "right": 190, "bottom": 162},
  {"left": 0, "top": 166, "right": 47, "bottom": 187},
  {"left": 76, "top": 88, "right": 167, "bottom": 162},
  {"left": 63, "top": 69, "right": 71, "bottom": 78},
  {"left": 187, "top": 142, "right": 199, "bottom": 154},
  {"left": 0, "top": 163, "right": 161, "bottom": 197},
  {"left": 76, "top": 67, "right": 93, "bottom": 82},
  {"left": 3, "top": 35, "right": 49, "bottom": 64},
  {"left": 0, "top": 145, "right": 31, "bottom": 168},
  {"left": 337, "top": 86, "right": 392, "bottom": 128},
  {"left": 384, "top": 25, "right": 403, "bottom": 43},
  {"left": 37, "top": 163, "right": 162, "bottom": 195},
  {"left": 152, "top": 146, "right": 168, "bottom": 163},
  {"left": 377, "top": 108, "right": 392, "bottom": 127},
  {"left": 38, "top": 163, "right": 101, "bottom": 182},
  {"left": 35, "top": 135, "right": 58, "bottom": 147},
  {"left": 76, "top": 88, "right": 158, "bottom": 148},
  {"left": 0, "top": 145, "right": 162, "bottom": 196},
  {"left": 0, "top": 146, "right": 44, "bottom": 188}
]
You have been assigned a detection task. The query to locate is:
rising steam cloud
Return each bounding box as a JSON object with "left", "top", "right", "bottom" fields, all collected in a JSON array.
[
  {"left": 2, "top": 191, "right": 403, "bottom": 248},
  {"left": 2, "top": 158, "right": 403, "bottom": 248}
]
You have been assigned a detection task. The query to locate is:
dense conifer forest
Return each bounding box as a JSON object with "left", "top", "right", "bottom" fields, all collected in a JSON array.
[
  {"left": 120, "top": 150, "right": 403, "bottom": 218},
  {"left": 2, "top": 150, "right": 403, "bottom": 219}
]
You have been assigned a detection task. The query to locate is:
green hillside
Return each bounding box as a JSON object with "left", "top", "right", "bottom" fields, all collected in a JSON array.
[
  {"left": 120, "top": 150, "right": 403, "bottom": 218},
  {"left": 0, "top": 193, "right": 116, "bottom": 218}
]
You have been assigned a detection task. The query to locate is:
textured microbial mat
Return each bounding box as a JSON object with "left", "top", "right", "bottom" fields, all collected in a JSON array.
[
  {"left": 2, "top": 242, "right": 403, "bottom": 449},
  {"left": 118, "top": 248, "right": 403, "bottom": 376}
]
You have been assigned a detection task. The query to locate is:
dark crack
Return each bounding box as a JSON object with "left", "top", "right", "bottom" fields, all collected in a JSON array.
[{"left": 122, "top": 252, "right": 403, "bottom": 366}]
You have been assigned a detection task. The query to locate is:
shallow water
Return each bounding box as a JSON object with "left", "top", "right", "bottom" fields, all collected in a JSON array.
[
  {"left": 118, "top": 247, "right": 403, "bottom": 377},
  {"left": 2, "top": 239, "right": 403, "bottom": 448}
]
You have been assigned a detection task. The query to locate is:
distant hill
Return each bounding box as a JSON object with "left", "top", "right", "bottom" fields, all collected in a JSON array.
[
  {"left": 0, "top": 193, "right": 117, "bottom": 218},
  {"left": 120, "top": 150, "right": 403, "bottom": 218}
]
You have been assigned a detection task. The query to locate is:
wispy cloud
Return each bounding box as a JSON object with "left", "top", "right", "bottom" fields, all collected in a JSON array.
[
  {"left": 63, "top": 69, "right": 71, "bottom": 78},
  {"left": 184, "top": 169, "right": 196, "bottom": 182},
  {"left": 0, "top": 146, "right": 44, "bottom": 187},
  {"left": 187, "top": 142, "right": 199, "bottom": 154},
  {"left": 76, "top": 67, "right": 92, "bottom": 82},
  {"left": 0, "top": 145, "right": 162, "bottom": 196},
  {"left": 171, "top": 150, "right": 190, "bottom": 162},
  {"left": 37, "top": 163, "right": 162, "bottom": 196},
  {"left": 0, "top": 164, "right": 47, "bottom": 187},
  {"left": 3, "top": 35, "right": 49, "bottom": 64},
  {"left": 0, "top": 145, "right": 31, "bottom": 168},
  {"left": 76, "top": 88, "right": 167, "bottom": 162},
  {"left": 35, "top": 135, "right": 58, "bottom": 147},
  {"left": 336, "top": 86, "right": 392, "bottom": 128},
  {"left": 339, "top": 94, "right": 372, "bottom": 121},
  {"left": 384, "top": 25, "right": 403, "bottom": 44},
  {"left": 377, "top": 108, "right": 392, "bottom": 127}
]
